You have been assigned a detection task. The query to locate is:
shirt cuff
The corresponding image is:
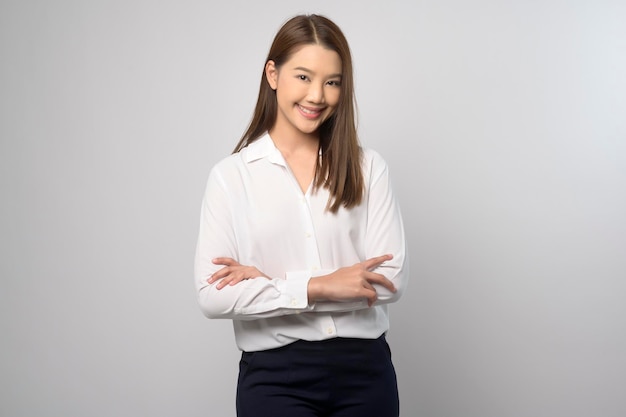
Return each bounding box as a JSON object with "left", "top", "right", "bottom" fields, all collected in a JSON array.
[{"left": 281, "top": 270, "right": 312, "bottom": 309}]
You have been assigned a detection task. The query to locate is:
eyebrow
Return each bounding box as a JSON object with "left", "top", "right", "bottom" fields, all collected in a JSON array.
[{"left": 293, "top": 66, "right": 342, "bottom": 79}]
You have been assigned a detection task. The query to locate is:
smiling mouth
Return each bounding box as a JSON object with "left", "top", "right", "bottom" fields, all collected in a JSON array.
[{"left": 297, "top": 104, "right": 325, "bottom": 118}]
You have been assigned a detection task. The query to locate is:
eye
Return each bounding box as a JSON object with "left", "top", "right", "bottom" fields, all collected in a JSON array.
[
  {"left": 326, "top": 80, "right": 342, "bottom": 87},
  {"left": 297, "top": 75, "right": 309, "bottom": 81}
]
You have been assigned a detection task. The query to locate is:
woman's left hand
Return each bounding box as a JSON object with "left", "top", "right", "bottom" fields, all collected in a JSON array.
[{"left": 208, "top": 257, "right": 270, "bottom": 290}]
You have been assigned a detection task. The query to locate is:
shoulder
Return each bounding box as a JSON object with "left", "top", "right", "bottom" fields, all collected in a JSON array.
[
  {"left": 361, "top": 147, "right": 390, "bottom": 178},
  {"left": 202, "top": 149, "right": 250, "bottom": 194},
  {"left": 206, "top": 135, "right": 271, "bottom": 185},
  {"left": 209, "top": 152, "right": 244, "bottom": 178},
  {"left": 361, "top": 147, "right": 387, "bottom": 164},
  {"left": 212, "top": 133, "right": 273, "bottom": 174}
]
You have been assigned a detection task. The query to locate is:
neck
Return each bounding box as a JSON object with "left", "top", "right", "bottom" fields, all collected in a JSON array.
[{"left": 268, "top": 128, "right": 319, "bottom": 157}]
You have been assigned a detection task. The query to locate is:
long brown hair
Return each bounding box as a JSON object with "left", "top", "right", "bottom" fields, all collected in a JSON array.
[{"left": 232, "top": 14, "right": 363, "bottom": 213}]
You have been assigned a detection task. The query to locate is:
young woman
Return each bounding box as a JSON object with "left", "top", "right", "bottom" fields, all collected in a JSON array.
[{"left": 194, "top": 14, "right": 408, "bottom": 417}]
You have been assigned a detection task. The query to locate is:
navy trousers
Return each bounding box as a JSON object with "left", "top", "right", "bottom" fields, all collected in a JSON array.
[{"left": 236, "top": 335, "right": 399, "bottom": 417}]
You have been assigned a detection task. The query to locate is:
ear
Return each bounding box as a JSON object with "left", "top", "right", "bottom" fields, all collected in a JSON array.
[{"left": 265, "top": 60, "right": 278, "bottom": 90}]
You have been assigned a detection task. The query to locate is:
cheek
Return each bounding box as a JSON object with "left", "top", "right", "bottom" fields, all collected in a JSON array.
[
  {"left": 276, "top": 79, "right": 300, "bottom": 99},
  {"left": 326, "top": 89, "right": 341, "bottom": 108}
]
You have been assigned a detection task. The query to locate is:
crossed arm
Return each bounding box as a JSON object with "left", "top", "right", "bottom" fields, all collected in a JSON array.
[
  {"left": 208, "top": 254, "right": 396, "bottom": 307},
  {"left": 195, "top": 150, "right": 407, "bottom": 320}
]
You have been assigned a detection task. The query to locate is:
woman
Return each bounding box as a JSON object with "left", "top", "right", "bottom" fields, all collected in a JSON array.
[{"left": 195, "top": 14, "right": 408, "bottom": 417}]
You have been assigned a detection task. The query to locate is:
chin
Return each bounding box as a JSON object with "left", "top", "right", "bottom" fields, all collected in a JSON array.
[
  {"left": 300, "top": 126, "right": 322, "bottom": 136},
  {"left": 294, "top": 121, "right": 321, "bottom": 134}
]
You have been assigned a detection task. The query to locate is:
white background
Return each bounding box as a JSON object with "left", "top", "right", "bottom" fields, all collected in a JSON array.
[{"left": 1, "top": 1, "right": 625, "bottom": 416}]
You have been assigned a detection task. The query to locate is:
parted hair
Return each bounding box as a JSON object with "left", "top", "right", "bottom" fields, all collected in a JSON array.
[{"left": 232, "top": 14, "right": 363, "bottom": 213}]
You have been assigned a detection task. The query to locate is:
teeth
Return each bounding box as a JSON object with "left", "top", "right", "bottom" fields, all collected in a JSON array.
[{"left": 299, "top": 105, "right": 321, "bottom": 114}]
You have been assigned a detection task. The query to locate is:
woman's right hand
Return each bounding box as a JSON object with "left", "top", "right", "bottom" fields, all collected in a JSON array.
[
  {"left": 208, "top": 257, "right": 270, "bottom": 290},
  {"left": 307, "top": 254, "right": 396, "bottom": 307}
]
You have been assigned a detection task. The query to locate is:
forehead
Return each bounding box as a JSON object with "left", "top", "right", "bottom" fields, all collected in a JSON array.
[{"left": 284, "top": 44, "right": 342, "bottom": 74}]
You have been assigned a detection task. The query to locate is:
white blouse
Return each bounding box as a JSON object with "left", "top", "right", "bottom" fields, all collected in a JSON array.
[{"left": 194, "top": 133, "right": 408, "bottom": 352}]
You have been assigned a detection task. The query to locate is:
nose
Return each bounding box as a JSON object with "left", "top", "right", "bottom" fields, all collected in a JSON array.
[{"left": 307, "top": 82, "right": 325, "bottom": 104}]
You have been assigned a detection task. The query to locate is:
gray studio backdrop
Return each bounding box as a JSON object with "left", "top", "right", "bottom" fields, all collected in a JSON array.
[{"left": 1, "top": 1, "right": 625, "bottom": 416}]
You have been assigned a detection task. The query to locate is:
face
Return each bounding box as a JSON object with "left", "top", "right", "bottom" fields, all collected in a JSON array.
[{"left": 265, "top": 44, "right": 342, "bottom": 141}]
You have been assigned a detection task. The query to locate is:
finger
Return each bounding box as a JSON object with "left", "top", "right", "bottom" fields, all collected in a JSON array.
[
  {"left": 362, "top": 254, "right": 393, "bottom": 271},
  {"left": 212, "top": 257, "right": 239, "bottom": 266},
  {"left": 365, "top": 271, "right": 396, "bottom": 293},
  {"left": 216, "top": 276, "right": 235, "bottom": 290},
  {"left": 217, "top": 271, "right": 251, "bottom": 289},
  {"left": 228, "top": 274, "right": 249, "bottom": 286},
  {"left": 209, "top": 263, "right": 240, "bottom": 280},
  {"left": 228, "top": 270, "right": 248, "bottom": 286},
  {"left": 362, "top": 286, "right": 378, "bottom": 307},
  {"left": 208, "top": 266, "right": 231, "bottom": 283},
  {"left": 217, "top": 269, "right": 251, "bottom": 289}
]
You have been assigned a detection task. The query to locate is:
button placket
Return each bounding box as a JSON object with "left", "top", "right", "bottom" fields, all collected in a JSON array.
[
  {"left": 320, "top": 315, "right": 336, "bottom": 336},
  {"left": 299, "top": 194, "right": 321, "bottom": 274}
]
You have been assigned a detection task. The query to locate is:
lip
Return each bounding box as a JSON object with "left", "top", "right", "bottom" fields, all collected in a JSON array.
[{"left": 297, "top": 104, "right": 325, "bottom": 120}]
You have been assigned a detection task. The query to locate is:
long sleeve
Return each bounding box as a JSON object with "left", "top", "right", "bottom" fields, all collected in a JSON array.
[
  {"left": 194, "top": 168, "right": 312, "bottom": 320},
  {"left": 193, "top": 135, "right": 409, "bottom": 351},
  {"left": 363, "top": 151, "right": 409, "bottom": 305}
]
